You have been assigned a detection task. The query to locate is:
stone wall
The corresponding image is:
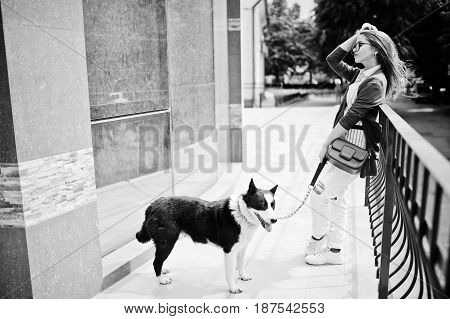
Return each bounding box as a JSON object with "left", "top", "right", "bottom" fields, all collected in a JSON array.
[
  {"left": 83, "top": 0, "right": 171, "bottom": 188},
  {"left": 0, "top": 164, "right": 22, "bottom": 227},
  {"left": 0, "top": 0, "right": 102, "bottom": 298},
  {"left": 167, "top": 0, "right": 216, "bottom": 150}
]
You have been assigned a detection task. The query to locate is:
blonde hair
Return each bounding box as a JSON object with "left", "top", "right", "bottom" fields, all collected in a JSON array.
[{"left": 360, "top": 30, "right": 408, "bottom": 101}]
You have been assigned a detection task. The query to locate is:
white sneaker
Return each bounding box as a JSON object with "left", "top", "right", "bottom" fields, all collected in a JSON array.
[
  {"left": 305, "top": 247, "right": 343, "bottom": 265},
  {"left": 305, "top": 235, "right": 327, "bottom": 256}
]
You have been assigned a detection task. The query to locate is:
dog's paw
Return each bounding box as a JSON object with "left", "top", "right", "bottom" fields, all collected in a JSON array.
[
  {"left": 162, "top": 268, "right": 170, "bottom": 275},
  {"left": 239, "top": 273, "right": 252, "bottom": 281},
  {"left": 158, "top": 275, "right": 172, "bottom": 285},
  {"left": 229, "top": 286, "right": 243, "bottom": 294}
]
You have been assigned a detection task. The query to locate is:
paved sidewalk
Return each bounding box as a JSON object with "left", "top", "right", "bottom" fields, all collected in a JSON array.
[{"left": 95, "top": 105, "right": 378, "bottom": 299}]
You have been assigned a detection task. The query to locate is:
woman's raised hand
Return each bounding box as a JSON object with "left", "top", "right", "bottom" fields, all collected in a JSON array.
[{"left": 360, "top": 23, "right": 378, "bottom": 31}]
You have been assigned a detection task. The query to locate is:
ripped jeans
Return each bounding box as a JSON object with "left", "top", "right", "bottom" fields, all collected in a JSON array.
[{"left": 310, "top": 163, "right": 357, "bottom": 249}]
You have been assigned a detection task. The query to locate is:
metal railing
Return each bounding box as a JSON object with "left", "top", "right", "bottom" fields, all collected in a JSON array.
[{"left": 367, "top": 104, "right": 450, "bottom": 299}]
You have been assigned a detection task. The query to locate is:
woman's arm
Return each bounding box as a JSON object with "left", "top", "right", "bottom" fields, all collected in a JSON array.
[
  {"left": 339, "top": 79, "right": 384, "bottom": 130},
  {"left": 326, "top": 23, "right": 377, "bottom": 82},
  {"left": 318, "top": 124, "right": 348, "bottom": 161},
  {"left": 318, "top": 78, "right": 384, "bottom": 161},
  {"left": 339, "top": 33, "right": 359, "bottom": 52},
  {"left": 326, "top": 34, "right": 359, "bottom": 82}
]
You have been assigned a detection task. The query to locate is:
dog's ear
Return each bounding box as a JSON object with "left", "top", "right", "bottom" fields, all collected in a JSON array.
[
  {"left": 248, "top": 178, "right": 257, "bottom": 194},
  {"left": 270, "top": 185, "right": 278, "bottom": 195}
]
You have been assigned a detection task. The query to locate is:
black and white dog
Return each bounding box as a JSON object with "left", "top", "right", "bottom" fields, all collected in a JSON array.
[{"left": 136, "top": 179, "right": 278, "bottom": 294}]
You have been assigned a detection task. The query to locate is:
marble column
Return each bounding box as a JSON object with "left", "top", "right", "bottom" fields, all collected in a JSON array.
[
  {"left": 227, "top": 0, "right": 242, "bottom": 162},
  {"left": 0, "top": 0, "right": 102, "bottom": 298},
  {"left": 213, "top": 0, "right": 230, "bottom": 163}
]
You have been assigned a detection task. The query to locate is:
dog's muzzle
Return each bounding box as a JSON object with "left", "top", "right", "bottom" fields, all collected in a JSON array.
[{"left": 254, "top": 212, "right": 275, "bottom": 232}]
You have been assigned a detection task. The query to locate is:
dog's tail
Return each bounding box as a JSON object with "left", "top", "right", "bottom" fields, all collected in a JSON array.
[{"left": 136, "top": 222, "right": 151, "bottom": 243}]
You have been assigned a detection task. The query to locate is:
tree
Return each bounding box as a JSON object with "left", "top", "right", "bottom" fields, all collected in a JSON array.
[
  {"left": 264, "top": 0, "right": 320, "bottom": 83},
  {"left": 405, "top": 1, "right": 450, "bottom": 102},
  {"left": 314, "top": 0, "right": 449, "bottom": 102}
]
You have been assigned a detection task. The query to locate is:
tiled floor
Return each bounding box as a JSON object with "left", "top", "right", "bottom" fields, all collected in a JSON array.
[{"left": 95, "top": 103, "right": 378, "bottom": 299}]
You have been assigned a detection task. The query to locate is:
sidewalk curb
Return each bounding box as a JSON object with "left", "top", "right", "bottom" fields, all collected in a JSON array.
[{"left": 276, "top": 92, "right": 309, "bottom": 107}]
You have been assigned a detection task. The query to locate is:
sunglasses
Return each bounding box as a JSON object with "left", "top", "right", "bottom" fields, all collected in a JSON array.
[{"left": 352, "top": 42, "right": 371, "bottom": 53}]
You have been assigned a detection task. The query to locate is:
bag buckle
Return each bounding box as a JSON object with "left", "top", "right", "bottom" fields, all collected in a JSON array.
[{"left": 339, "top": 145, "right": 356, "bottom": 160}]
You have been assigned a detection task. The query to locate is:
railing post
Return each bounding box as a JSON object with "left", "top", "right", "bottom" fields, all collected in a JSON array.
[
  {"left": 378, "top": 121, "right": 396, "bottom": 298},
  {"left": 365, "top": 176, "right": 370, "bottom": 206}
]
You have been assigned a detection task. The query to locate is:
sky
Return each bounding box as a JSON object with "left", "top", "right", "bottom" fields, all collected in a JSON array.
[{"left": 287, "top": 0, "right": 316, "bottom": 20}]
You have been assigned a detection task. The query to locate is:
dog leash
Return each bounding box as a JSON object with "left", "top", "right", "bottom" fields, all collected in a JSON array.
[{"left": 278, "top": 159, "right": 327, "bottom": 220}]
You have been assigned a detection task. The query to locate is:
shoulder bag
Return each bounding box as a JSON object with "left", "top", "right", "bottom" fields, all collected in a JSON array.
[{"left": 326, "top": 137, "right": 369, "bottom": 175}]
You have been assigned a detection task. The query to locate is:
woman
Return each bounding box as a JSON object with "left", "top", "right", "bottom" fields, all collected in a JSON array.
[{"left": 305, "top": 23, "right": 408, "bottom": 265}]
